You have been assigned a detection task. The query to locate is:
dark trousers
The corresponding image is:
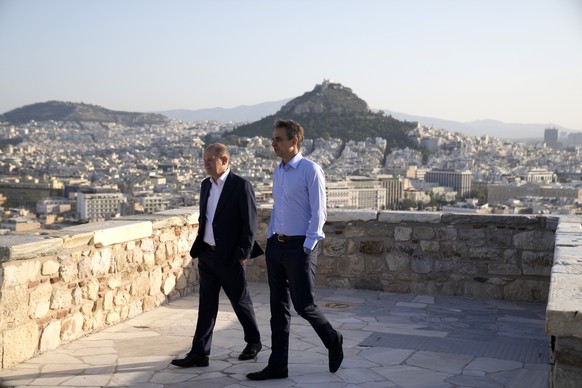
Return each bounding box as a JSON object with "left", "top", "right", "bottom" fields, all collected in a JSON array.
[
  {"left": 266, "top": 237, "right": 337, "bottom": 367},
  {"left": 191, "top": 245, "right": 261, "bottom": 356}
]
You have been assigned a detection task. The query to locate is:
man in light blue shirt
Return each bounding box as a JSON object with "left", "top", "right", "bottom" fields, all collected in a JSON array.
[{"left": 247, "top": 119, "right": 343, "bottom": 381}]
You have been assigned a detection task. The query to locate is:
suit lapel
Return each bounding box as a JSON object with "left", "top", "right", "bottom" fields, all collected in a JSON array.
[
  {"left": 214, "top": 173, "right": 235, "bottom": 217},
  {"left": 199, "top": 179, "right": 211, "bottom": 231}
]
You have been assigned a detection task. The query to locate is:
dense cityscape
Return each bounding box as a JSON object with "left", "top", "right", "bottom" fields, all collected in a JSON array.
[{"left": 0, "top": 117, "right": 581, "bottom": 231}]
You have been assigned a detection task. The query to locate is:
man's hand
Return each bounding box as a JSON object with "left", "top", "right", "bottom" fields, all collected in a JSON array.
[{"left": 240, "top": 258, "right": 247, "bottom": 265}]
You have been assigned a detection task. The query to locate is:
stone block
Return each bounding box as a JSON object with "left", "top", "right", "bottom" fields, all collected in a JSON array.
[
  {"left": 106, "top": 311, "right": 121, "bottom": 325},
  {"left": 359, "top": 240, "right": 384, "bottom": 256},
  {"left": 442, "top": 213, "right": 539, "bottom": 225},
  {"left": 337, "top": 255, "right": 365, "bottom": 275},
  {"left": 28, "top": 283, "right": 52, "bottom": 319},
  {"left": 413, "top": 226, "right": 435, "bottom": 240},
  {"left": 103, "top": 291, "right": 114, "bottom": 310},
  {"left": 513, "top": 230, "right": 555, "bottom": 251},
  {"left": 434, "top": 259, "right": 460, "bottom": 273},
  {"left": 3, "top": 259, "right": 41, "bottom": 286},
  {"left": 140, "top": 238, "right": 155, "bottom": 252},
  {"left": 420, "top": 240, "right": 440, "bottom": 253},
  {"left": 366, "top": 222, "right": 393, "bottom": 237},
  {"left": 386, "top": 251, "right": 410, "bottom": 271},
  {"left": 128, "top": 300, "right": 143, "bottom": 318},
  {"left": 131, "top": 273, "right": 150, "bottom": 296},
  {"left": 353, "top": 277, "right": 384, "bottom": 291},
  {"left": 40, "top": 320, "right": 61, "bottom": 352},
  {"left": 547, "top": 273, "right": 582, "bottom": 338},
  {"left": 143, "top": 252, "right": 155, "bottom": 269},
  {"left": 91, "top": 249, "right": 112, "bottom": 276},
  {"left": 411, "top": 255, "right": 433, "bottom": 274},
  {"left": 344, "top": 224, "right": 366, "bottom": 238},
  {"left": 83, "top": 278, "right": 100, "bottom": 301},
  {"left": 149, "top": 267, "right": 163, "bottom": 295},
  {"left": 488, "top": 263, "right": 521, "bottom": 276},
  {"left": 458, "top": 227, "right": 486, "bottom": 240},
  {"left": 317, "top": 256, "right": 336, "bottom": 274},
  {"left": 504, "top": 279, "right": 549, "bottom": 301},
  {"left": 51, "top": 287, "right": 72, "bottom": 310},
  {"left": 410, "top": 280, "right": 438, "bottom": 295},
  {"left": 441, "top": 241, "right": 468, "bottom": 258},
  {"left": 163, "top": 274, "right": 176, "bottom": 295},
  {"left": 41, "top": 260, "right": 59, "bottom": 276},
  {"left": 394, "top": 226, "right": 412, "bottom": 242},
  {"left": 326, "top": 209, "right": 377, "bottom": 222},
  {"left": 114, "top": 290, "right": 130, "bottom": 306},
  {"left": 436, "top": 226, "right": 457, "bottom": 241},
  {"left": 1, "top": 285, "right": 28, "bottom": 325},
  {"left": 378, "top": 211, "right": 441, "bottom": 224},
  {"left": 155, "top": 245, "right": 166, "bottom": 264},
  {"left": 175, "top": 272, "right": 187, "bottom": 290},
  {"left": 364, "top": 256, "right": 387, "bottom": 274},
  {"left": 2, "top": 321, "right": 40, "bottom": 367},
  {"left": 521, "top": 251, "right": 552, "bottom": 276},
  {"left": 469, "top": 247, "right": 500, "bottom": 260},
  {"left": 0, "top": 235, "right": 63, "bottom": 262},
  {"left": 323, "top": 237, "right": 346, "bottom": 257},
  {"left": 59, "top": 262, "right": 78, "bottom": 283}
]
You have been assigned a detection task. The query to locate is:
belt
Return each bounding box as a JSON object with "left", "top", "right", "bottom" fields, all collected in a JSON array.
[
  {"left": 203, "top": 242, "right": 216, "bottom": 251},
  {"left": 273, "top": 233, "right": 305, "bottom": 243}
]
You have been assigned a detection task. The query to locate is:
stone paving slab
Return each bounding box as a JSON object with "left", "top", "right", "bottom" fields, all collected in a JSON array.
[{"left": 0, "top": 282, "right": 550, "bottom": 387}]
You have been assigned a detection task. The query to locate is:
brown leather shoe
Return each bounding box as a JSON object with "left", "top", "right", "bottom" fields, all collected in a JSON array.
[
  {"left": 171, "top": 352, "right": 209, "bottom": 367},
  {"left": 238, "top": 342, "right": 262, "bottom": 360},
  {"left": 246, "top": 365, "right": 288, "bottom": 380}
]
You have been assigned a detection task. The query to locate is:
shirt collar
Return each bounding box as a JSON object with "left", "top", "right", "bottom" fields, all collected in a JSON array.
[
  {"left": 211, "top": 169, "right": 230, "bottom": 185},
  {"left": 279, "top": 153, "right": 303, "bottom": 170}
]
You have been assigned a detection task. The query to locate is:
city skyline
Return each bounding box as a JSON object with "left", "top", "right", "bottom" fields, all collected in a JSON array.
[{"left": 1, "top": 0, "right": 581, "bottom": 131}]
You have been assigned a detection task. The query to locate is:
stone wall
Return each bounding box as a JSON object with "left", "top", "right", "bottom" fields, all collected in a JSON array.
[
  {"left": 0, "top": 207, "right": 569, "bottom": 373},
  {"left": 546, "top": 216, "right": 582, "bottom": 388},
  {"left": 248, "top": 209, "right": 557, "bottom": 301},
  {"left": 0, "top": 208, "right": 200, "bottom": 368}
]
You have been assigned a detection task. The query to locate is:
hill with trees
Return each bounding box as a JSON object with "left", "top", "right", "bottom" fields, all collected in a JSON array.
[
  {"left": 0, "top": 101, "right": 169, "bottom": 126},
  {"left": 232, "top": 80, "right": 418, "bottom": 148}
]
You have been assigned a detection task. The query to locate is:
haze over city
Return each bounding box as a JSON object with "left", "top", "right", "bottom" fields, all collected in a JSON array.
[{"left": 1, "top": 0, "right": 581, "bottom": 131}]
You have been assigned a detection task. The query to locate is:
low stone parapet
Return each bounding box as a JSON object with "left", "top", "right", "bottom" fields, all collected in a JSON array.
[
  {"left": 248, "top": 209, "right": 558, "bottom": 301},
  {"left": 546, "top": 216, "right": 582, "bottom": 387},
  {"left": 0, "top": 208, "right": 200, "bottom": 368}
]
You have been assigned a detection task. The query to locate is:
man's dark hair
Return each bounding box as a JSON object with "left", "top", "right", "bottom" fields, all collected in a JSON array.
[{"left": 274, "top": 119, "right": 304, "bottom": 150}]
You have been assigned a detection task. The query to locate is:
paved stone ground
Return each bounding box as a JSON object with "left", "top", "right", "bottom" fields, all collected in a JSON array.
[{"left": 0, "top": 282, "right": 550, "bottom": 388}]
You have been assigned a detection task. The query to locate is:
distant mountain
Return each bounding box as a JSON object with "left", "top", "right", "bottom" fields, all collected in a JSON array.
[
  {"left": 157, "top": 99, "right": 291, "bottom": 122},
  {"left": 382, "top": 109, "right": 579, "bottom": 140},
  {"left": 0, "top": 101, "right": 169, "bottom": 126},
  {"left": 232, "top": 81, "right": 418, "bottom": 148}
]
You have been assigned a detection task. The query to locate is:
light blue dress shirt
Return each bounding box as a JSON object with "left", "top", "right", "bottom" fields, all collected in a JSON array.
[{"left": 268, "top": 152, "right": 327, "bottom": 250}]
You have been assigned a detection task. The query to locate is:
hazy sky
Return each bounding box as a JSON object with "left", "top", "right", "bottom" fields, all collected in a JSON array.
[{"left": 1, "top": 0, "right": 581, "bottom": 129}]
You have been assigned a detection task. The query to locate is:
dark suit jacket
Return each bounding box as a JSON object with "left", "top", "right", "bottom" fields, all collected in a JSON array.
[{"left": 190, "top": 172, "right": 263, "bottom": 262}]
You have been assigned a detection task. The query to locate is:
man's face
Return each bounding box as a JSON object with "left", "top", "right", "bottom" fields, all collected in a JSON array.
[
  {"left": 203, "top": 150, "right": 227, "bottom": 180},
  {"left": 272, "top": 127, "right": 296, "bottom": 161}
]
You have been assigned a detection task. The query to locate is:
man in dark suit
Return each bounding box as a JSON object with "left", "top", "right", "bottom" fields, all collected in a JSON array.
[{"left": 171, "top": 143, "right": 263, "bottom": 368}]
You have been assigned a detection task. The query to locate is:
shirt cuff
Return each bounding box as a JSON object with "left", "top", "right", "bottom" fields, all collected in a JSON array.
[{"left": 304, "top": 238, "right": 318, "bottom": 251}]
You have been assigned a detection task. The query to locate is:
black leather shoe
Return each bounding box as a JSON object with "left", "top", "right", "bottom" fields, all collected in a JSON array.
[
  {"left": 171, "top": 352, "right": 209, "bottom": 367},
  {"left": 246, "top": 365, "right": 288, "bottom": 380},
  {"left": 238, "top": 342, "right": 262, "bottom": 360},
  {"left": 329, "top": 330, "right": 343, "bottom": 373}
]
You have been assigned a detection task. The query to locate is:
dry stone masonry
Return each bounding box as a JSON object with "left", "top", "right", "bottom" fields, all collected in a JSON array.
[{"left": 0, "top": 207, "right": 580, "bottom": 388}]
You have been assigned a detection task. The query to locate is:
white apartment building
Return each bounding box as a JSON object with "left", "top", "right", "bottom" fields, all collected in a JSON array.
[
  {"left": 36, "top": 198, "right": 71, "bottom": 214},
  {"left": 425, "top": 169, "right": 472, "bottom": 197},
  {"left": 137, "top": 195, "right": 172, "bottom": 214},
  {"left": 77, "top": 192, "right": 127, "bottom": 221},
  {"left": 327, "top": 177, "right": 387, "bottom": 210}
]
